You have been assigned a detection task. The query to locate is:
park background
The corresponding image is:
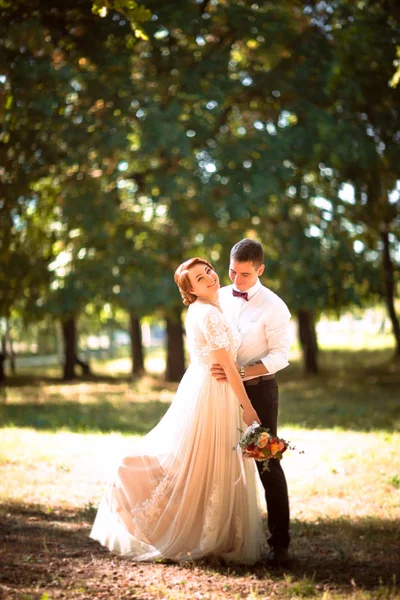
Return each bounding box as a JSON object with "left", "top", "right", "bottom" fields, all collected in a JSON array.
[{"left": 0, "top": 0, "right": 399, "bottom": 599}]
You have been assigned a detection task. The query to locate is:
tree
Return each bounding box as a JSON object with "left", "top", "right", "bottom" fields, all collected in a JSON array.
[
  {"left": 304, "top": 0, "right": 400, "bottom": 356},
  {"left": 0, "top": 0, "right": 144, "bottom": 379},
  {"left": 3, "top": 0, "right": 398, "bottom": 381},
  {"left": 109, "top": 0, "right": 325, "bottom": 373}
]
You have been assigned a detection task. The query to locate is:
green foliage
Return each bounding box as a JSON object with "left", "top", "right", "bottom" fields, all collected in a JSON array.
[
  {"left": 1, "top": 0, "right": 399, "bottom": 356},
  {"left": 0, "top": 0, "right": 141, "bottom": 323},
  {"left": 92, "top": 0, "right": 151, "bottom": 39},
  {"left": 390, "top": 474, "right": 400, "bottom": 489},
  {"left": 283, "top": 573, "right": 317, "bottom": 598},
  {"left": 390, "top": 46, "right": 400, "bottom": 88}
]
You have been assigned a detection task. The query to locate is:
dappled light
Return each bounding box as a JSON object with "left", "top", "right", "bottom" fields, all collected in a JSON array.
[
  {"left": 1, "top": 504, "right": 399, "bottom": 598},
  {"left": 1, "top": 0, "right": 400, "bottom": 596}
]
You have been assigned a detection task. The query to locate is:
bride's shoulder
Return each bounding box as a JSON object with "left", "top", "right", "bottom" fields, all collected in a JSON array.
[{"left": 188, "top": 302, "right": 223, "bottom": 325}]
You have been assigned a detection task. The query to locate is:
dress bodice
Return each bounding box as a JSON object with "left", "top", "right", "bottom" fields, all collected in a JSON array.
[{"left": 185, "top": 302, "right": 241, "bottom": 366}]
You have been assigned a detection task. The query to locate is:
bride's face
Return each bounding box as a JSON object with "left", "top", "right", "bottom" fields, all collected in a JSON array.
[{"left": 189, "top": 263, "right": 220, "bottom": 299}]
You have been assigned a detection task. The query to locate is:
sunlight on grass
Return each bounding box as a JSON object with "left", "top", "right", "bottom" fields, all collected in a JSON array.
[
  {"left": 1, "top": 426, "right": 399, "bottom": 524},
  {"left": 319, "top": 332, "right": 395, "bottom": 352},
  {"left": 0, "top": 428, "right": 140, "bottom": 508},
  {"left": 4, "top": 377, "right": 175, "bottom": 406},
  {"left": 1, "top": 348, "right": 399, "bottom": 600},
  {"left": 91, "top": 350, "right": 166, "bottom": 377},
  {"left": 282, "top": 428, "right": 400, "bottom": 521},
  {"left": 1, "top": 347, "right": 399, "bottom": 519},
  {"left": 92, "top": 333, "right": 396, "bottom": 378}
]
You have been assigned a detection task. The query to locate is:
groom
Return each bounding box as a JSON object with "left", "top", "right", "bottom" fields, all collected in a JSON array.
[{"left": 212, "top": 238, "right": 291, "bottom": 566}]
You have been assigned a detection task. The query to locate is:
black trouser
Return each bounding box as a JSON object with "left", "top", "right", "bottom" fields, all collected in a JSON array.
[{"left": 244, "top": 377, "right": 290, "bottom": 550}]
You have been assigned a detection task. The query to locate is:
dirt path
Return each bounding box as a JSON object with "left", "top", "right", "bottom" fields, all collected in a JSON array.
[{"left": 1, "top": 504, "right": 399, "bottom": 599}]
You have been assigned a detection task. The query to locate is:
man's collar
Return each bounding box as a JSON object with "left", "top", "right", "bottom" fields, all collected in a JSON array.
[{"left": 232, "top": 279, "right": 261, "bottom": 300}]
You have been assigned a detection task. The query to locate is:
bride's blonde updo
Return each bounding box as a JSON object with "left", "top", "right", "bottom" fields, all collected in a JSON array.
[{"left": 174, "top": 257, "right": 215, "bottom": 306}]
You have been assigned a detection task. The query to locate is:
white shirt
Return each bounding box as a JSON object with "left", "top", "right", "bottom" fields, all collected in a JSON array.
[{"left": 219, "top": 280, "right": 291, "bottom": 375}]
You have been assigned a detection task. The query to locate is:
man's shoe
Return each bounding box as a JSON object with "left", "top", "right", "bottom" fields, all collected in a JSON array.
[{"left": 267, "top": 547, "right": 291, "bottom": 567}]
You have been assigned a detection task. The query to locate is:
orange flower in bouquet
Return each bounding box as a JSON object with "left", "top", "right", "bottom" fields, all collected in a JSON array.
[{"left": 238, "top": 422, "right": 295, "bottom": 473}]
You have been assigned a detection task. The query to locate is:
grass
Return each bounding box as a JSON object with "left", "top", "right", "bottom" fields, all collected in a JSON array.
[{"left": 0, "top": 343, "right": 400, "bottom": 599}]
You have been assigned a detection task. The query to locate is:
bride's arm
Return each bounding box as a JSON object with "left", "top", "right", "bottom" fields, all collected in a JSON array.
[{"left": 210, "top": 347, "right": 260, "bottom": 426}]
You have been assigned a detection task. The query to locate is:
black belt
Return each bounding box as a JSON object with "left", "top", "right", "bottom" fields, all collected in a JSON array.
[{"left": 244, "top": 374, "right": 275, "bottom": 386}]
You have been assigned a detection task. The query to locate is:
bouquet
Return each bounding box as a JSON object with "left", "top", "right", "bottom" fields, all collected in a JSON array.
[{"left": 238, "top": 421, "right": 294, "bottom": 473}]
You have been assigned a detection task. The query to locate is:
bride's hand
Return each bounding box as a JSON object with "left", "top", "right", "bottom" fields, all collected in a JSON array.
[{"left": 242, "top": 406, "right": 261, "bottom": 426}]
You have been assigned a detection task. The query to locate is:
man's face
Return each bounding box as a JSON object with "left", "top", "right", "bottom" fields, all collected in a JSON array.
[{"left": 229, "top": 259, "right": 265, "bottom": 292}]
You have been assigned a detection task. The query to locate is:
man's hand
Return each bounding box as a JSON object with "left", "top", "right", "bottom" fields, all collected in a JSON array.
[
  {"left": 210, "top": 363, "right": 228, "bottom": 381},
  {"left": 210, "top": 362, "right": 239, "bottom": 382}
]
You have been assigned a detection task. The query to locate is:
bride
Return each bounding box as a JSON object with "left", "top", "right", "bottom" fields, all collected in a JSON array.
[{"left": 90, "top": 257, "right": 267, "bottom": 564}]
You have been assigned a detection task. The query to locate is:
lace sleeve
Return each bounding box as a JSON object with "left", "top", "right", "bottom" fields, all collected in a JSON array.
[{"left": 202, "top": 310, "right": 231, "bottom": 352}]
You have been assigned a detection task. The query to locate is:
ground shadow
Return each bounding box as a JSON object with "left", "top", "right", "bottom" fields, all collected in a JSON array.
[
  {"left": 278, "top": 378, "right": 400, "bottom": 432},
  {"left": 1, "top": 503, "right": 399, "bottom": 599},
  {"left": 0, "top": 400, "right": 169, "bottom": 434},
  {"left": 1, "top": 372, "right": 151, "bottom": 388},
  {"left": 198, "top": 517, "right": 400, "bottom": 590},
  {"left": 1, "top": 391, "right": 399, "bottom": 434}
]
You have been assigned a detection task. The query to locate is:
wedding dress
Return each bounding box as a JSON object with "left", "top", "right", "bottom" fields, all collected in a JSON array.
[{"left": 90, "top": 302, "right": 266, "bottom": 564}]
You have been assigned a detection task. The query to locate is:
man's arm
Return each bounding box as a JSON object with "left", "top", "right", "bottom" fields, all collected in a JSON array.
[
  {"left": 259, "top": 299, "right": 291, "bottom": 375},
  {"left": 210, "top": 360, "right": 266, "bottom": 382},
  {"left": 210, "top": 297, "right": 291, "bottom": 382}
]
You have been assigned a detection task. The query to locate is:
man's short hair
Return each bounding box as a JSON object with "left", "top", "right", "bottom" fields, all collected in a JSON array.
[{"left": 230, "top": 239, "right": 264, "bottom": 267}]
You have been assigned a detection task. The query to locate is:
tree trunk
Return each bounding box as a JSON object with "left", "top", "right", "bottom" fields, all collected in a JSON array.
[
  {"left": 75, "top": 354, "right": 91, "bottom": 376},
  {"left": 0, "top": 345, "right": 6, "bottom": 402},
  {"left": 297, "top": 309, "right": 319, "bottom": 375},
  {"left": 7, "top": 336, "right": 16, "bottom": 375},
  {"left": 61, "top": 317, "right": 93, "bottom": 380},
  {"left": 56, "top": 322, "right": 64, "bottom": 366},
  {"left": 165, "top": 308, "right": 185, "bottom": 382},
  {"left": 0, "top": 355, "right": 5, "bottom": 383},
  {"left": 129, "top": 312, "right": 145, "bottom": 377},
  {"left": 62, "top": 318, "right": 77, "bottom": 380},
  {"left": 4, "top": 320, "right": 16, "bottom": 375},
  {"left": 310, "top": 315, "right": 319, "bottom": 356},
  {"left": 0, "top": 335, "right": 7, "bottom": 384},
  {"left": 381, "top": 227, "right": 400, "bottom": 357}
]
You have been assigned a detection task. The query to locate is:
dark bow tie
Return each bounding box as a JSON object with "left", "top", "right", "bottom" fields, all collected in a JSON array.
[{"left": 232, "top": 289, "right": 249, "bottom": 301}]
